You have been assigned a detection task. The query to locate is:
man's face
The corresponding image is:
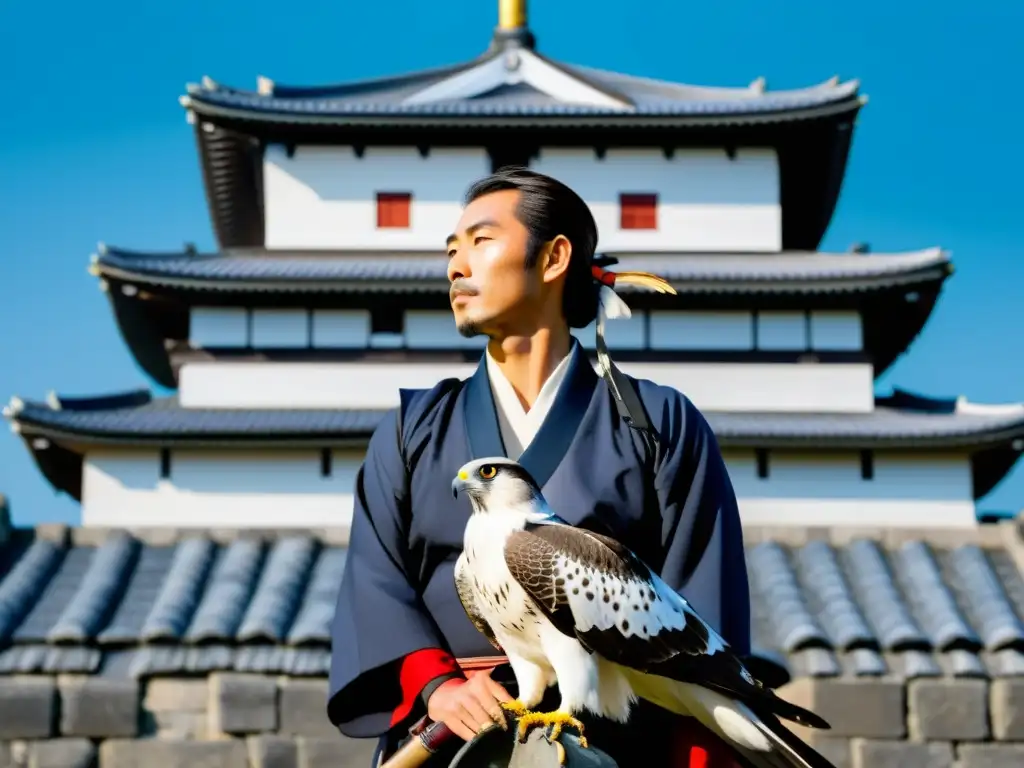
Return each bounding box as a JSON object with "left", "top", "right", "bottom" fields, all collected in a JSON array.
[{"left": 445, "top": 189, "right": 542, "bottom": 338}]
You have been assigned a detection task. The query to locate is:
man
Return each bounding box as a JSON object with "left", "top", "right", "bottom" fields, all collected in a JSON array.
[{"left": 328, "top": 167, "right": 750, "bottom": 767}]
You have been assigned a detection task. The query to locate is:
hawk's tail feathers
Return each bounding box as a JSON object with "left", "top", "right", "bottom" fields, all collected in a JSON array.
[
  {"left": 751, "top": 688, "right": 830, "bottom": 731},
  {"left": 744, "top": 709, "right": 841, "bottom": 768},
  {"left": 620, "top": 669, "right": 839, "bottom": 768}
]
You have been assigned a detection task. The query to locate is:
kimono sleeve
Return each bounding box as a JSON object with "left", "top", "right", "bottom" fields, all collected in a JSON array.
[
  {"left": 327, "top": 409, "right": 458, "bottom": 738},
  {"left": 652, "top": 393, "right": 751, "bottom": 656}
]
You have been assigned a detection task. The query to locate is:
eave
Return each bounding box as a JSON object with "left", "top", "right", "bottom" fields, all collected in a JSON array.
[
  {"left": 92, "top": 246, "right": 952, "bottom": 296},
  {"left": 6, "top": 388, "right": 1022, "bottom": 502},
  {"left": 90, "top": 245, "right": 952, "bottom": 388},
  {"left": 182, "top": 95, "right": 865, "bottom": 130}
]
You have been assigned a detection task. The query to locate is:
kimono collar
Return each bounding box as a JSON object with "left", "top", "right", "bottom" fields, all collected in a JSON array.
[{"left": 463, "top": 338, "right": 598, "bottom": 489}]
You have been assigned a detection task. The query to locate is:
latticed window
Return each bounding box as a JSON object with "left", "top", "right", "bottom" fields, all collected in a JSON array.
[
  {"left": 619, "top": 193, "right": 658, "bottom": 230},
  {"left": 376, "top": 192, "right": 412, "bottom": 228}
]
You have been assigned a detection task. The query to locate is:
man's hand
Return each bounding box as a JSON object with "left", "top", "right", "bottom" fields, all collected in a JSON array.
[{"left": 426, "top": 672, "right": 513, "bottom": 742}]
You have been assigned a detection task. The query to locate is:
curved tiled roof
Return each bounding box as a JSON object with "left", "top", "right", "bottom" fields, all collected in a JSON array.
[
  {"left": 6, "top": 388, "right": 1024, "bottom": 450},
  {"left": 7, "top": 387, "right": 1022, "bottom": 503},
  {"left": 1, "top": 524, "right": 1023, "bottom": 687},
  {"left": 92, "top": 245, "right": 952, "bottom": 296},
  {"left": 744, "top": 526, "right": 1024, "bottom": 683},
  {"left": 181, "top": 42, "right": 863, "bottom": 126}
]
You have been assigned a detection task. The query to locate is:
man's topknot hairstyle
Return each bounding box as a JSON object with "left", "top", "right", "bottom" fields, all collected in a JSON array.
[{"left": 463, "top": 166, "right": 600, "bottom": 329}]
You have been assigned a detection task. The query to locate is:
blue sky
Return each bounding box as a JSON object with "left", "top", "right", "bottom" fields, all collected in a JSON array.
[{"left": 0, "top": 0, "right": 1021, "bottom": 526}]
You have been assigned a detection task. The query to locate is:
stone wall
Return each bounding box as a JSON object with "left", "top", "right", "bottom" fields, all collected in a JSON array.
[
  {"left": 0, "top": 673, "right": 375, "bottom": 768},
  {"left": 2, "top": 671, "right": 1024, "bottom": 767},
  {"left": 780, "top": 676, "right": 1024, "bottom": 768}
]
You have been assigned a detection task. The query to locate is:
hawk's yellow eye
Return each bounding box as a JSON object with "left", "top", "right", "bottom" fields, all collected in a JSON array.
[{"left": 479, "top": 465, "right": 497, "bottom": 480}]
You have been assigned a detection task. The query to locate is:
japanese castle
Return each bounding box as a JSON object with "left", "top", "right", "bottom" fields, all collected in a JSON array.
[
  {"left": 2, "top": 7, "right": 1024, "bottom": 768},
  {"left": 6, "top": 1, "right": 1023, "bottom": 532}
]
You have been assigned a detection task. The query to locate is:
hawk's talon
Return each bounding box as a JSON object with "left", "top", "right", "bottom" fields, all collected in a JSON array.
[
  {"left": 500, "top": 699, "right": 530, "bottom": 717},
  {"left": 499, "top": 699, "right": 530, "bottom": 730},
  {"left": 515, "top": 709, "right": 588, "bottom": 749}
]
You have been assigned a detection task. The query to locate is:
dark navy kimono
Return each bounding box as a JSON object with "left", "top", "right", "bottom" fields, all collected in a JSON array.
[{"left": 328, "top": 341, "right": 750, "bottom": 763}]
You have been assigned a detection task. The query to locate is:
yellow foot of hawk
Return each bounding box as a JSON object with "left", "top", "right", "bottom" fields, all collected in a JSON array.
[{"left": 515, "top": 709, "right": 588, "bottom": 749}]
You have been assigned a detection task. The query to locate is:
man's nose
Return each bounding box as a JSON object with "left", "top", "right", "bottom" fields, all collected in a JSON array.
[{"left": 447, "top": 251, "right": 468, "bottom": 283}]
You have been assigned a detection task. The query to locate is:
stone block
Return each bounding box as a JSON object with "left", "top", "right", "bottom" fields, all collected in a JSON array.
[
  {"left": 28, "top": 738, "right": 96, "bottom": 768},
  {"left": 778, "top": 677, "right": 905, "bottom": 738},
  {"left": 907, "top": 678, "right": 989, "bottom": 741},
  {"left": 144, "top": 678, "right": 208, "bottom": 712},
  {"left": 208, "top": 673, "right": 277, "bottom": 735},
  {"left": 957, "top": 743, "right": 1024, "bottom": 768},
  {"left": 0, "top": 676, "right": 56, "bottom": 739},
  {"left": 248, "top": 735, "right": 298, "bottom": 768},
  {"left": 800, "top": 735, "right": 852, "bottom": 768},
  {"left": 297, "top": 736, "right": 377, "bottom": 768},
  {"left": 991, "top": 678, "right": 1024, "bottom": 740},
  {"left": 851, "top": 738, "right": 953, "bottom": 768},
  {"left": 99, "top": 738, "right": 249, "bottom": 768},
  {"left": 146, "top": 710, "right": 208, "bottom": 740},
  {"left": 59, "top": 676, "right": 139, "bottom": 738},
  {"left": 278, "top": 679, "right": 335, "bottom": 737}
]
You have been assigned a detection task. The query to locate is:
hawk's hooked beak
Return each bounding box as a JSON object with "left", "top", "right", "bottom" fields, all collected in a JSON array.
[{"left": 451, "top": 469, "right": 469, "bottom": 499}]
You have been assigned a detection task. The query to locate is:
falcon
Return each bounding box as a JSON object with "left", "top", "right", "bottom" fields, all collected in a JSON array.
[{"left": 452, "top": 457, "right": 838, "bottom": 768}]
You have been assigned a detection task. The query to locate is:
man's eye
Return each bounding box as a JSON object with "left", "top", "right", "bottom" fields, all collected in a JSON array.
[{"left": 473, "top": 236, "right": 489, "bottom": 245}]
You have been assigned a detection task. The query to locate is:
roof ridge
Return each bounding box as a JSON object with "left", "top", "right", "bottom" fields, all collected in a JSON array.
[
  {"left": 565, "top": 63, "right": 860, "bottom": 100},
  {"left": 185, "top": 53, "right": 489, "bottom": 101}
]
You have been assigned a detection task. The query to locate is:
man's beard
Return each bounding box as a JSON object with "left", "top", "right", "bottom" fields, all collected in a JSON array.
[{"left": 456, "top": 319, "right": 484, "bottom": 338}]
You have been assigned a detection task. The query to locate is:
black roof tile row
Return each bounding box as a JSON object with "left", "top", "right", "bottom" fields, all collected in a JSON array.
[{"left": 1, "top": 524, "right": 1023, "bottom": 687}]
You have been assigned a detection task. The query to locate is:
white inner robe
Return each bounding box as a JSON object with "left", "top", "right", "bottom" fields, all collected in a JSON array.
[{"left": 485, "top": 345, "right": 574, "bottom": 461}]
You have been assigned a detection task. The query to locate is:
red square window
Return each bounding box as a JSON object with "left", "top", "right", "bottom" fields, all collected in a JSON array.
[
  {"left": 619, "top": 193, "right": 658, "bottom": 230},
  {"left": 376, "top": 192, "right": 412, "bottom": 228}
]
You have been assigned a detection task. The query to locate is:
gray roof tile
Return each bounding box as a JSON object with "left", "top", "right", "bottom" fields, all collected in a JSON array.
[
  {"left": 138, "top": 537, "right": 216, "bottom": 642},
  {"left": 48, "top": 532, "right": 139, "bottom": 644},
  {"left": 0, "top": 525, "right": 1016, "bottom": 686},
  {"left": 841, "top": 539, "right": 927, "bottom": 650},
  {"left": 0, "top": 644, "right": 103, "bottom": 675},
  {"left": 944, "top": 545, "right": 1024, "bottom": 649},
  {"left": 14, "top": 547, "right": 90, "bottom": 643},
  {"left": 184, "top": 539, "right": 265, "bottom": 643},
  {"left": 287, "top": 547, "right": 347, "bottom": 646},
  {"left": 892, "top": 541, "right": 978, "bottom": 650},
  {"left": 791, "top": 540, "right": 874, "bottom": 650},
  {"left": 99, "top": 544, "right": 176, "bottom": 644},
  {"left": 236, "top": 536, "right": 319, "bottom": 644},
  {"left": 0, "top": 539, "right": 63, "bottom": 642},
  {"left": 747, "top": 541, "right": 829, "bottom": 651}
]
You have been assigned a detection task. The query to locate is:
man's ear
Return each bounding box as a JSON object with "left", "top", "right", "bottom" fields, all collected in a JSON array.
[{"left": 540, "top": 235, "right": 572, "bottom": 284}]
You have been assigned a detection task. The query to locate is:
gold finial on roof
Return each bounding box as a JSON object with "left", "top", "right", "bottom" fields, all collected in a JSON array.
[{"left": 498, "top": 0, "right": 527, "bottom": 29}]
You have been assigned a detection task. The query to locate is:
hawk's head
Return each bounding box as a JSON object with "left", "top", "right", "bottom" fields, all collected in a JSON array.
[{"left": 451, "top": 457, "right": 543, "bottom": 513}]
